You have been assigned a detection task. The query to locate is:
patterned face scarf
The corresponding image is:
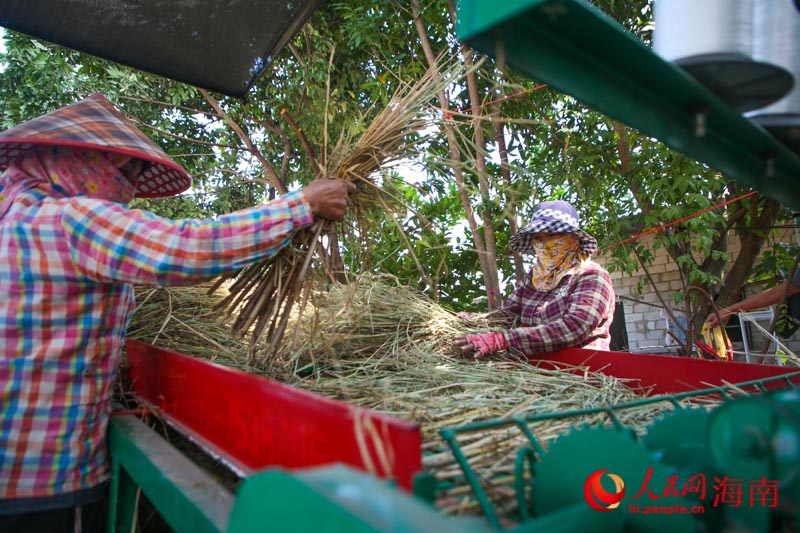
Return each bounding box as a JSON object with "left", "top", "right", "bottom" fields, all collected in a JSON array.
[
  {"left": 530, "top": 234, "right": 584, "bottom": 290},
  {"left": 0, "top": 146, "right": 136, "bottom": 218}
]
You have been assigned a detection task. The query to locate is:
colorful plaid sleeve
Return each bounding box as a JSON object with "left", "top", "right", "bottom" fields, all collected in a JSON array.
[
  {"left": 503, "top": 262, "right": 616, "bottom": 354},
  {"left": 500, "top": 281, "right": 523, "bottom": 316},
  {"left": 0, "top": 189, "right": 313, "bottom": 502},
  {"left": 59, "top": 190, "right": 313, "bottom": 284}
]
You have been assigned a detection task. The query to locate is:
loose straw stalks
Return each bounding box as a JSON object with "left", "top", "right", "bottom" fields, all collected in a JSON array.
[
  {"left": 126, "top": 279, "right": 732, "bottom": 522},
  {"left": 209, "top": 56, "right": 465, "bottom": 364}
]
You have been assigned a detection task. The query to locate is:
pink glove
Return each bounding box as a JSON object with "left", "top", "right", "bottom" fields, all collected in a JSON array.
[{"left": 465, "top": 332, "right": 508, "bottom": 357}]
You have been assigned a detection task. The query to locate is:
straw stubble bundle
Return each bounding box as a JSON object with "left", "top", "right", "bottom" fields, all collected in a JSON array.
[
  {"left": 207, "top": 57, "right": 465, "bottom": 364},
  {"left": 272, "top": 273, "right": 508, "bottom": 367},
  {"left": 126, "top": 284, "right": 251, "bottom": 367}
]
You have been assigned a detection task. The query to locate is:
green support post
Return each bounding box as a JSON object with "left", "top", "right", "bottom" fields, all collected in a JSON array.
[
  {"left": 107, "top": 455, "right": 139, "bottom": 533},
  {"left": 108, "top": 415, "right": 234, "bottom": 533}
]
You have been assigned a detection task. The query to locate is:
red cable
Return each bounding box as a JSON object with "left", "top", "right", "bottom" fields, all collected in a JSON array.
[{"left": 599, "top": 190, "right": 758, "bottom": 252}]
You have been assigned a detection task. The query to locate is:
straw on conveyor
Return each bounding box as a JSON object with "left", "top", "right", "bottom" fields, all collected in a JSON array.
[
  {"left": 125, "top": 278, "right": 723, "bottom": 520},
  {"left": 126, "top": 283, "right": 252, "bottom": 368}
]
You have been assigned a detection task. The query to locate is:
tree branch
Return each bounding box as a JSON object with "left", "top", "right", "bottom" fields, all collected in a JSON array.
[
  {"left": 280, "top": 108, "right": 324, "bottom": 178},
  {"left": 199, "top": 88, "right": 286, "bottom": 194}
]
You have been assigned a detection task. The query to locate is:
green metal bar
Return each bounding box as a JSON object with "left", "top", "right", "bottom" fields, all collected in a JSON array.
[
  {"left": 108, "top": 455, "right": 139, "bottom": 533},
  {"left": 602, "top": 407, "right": 625, "bottom": 432},
  {"left": 438, "top": 430, "right": 502, "bottom": 529},
  {"left": 438, "top": 419, "right": 549, "bottom": 528},
  {"left": 108, "top": 415, "right": 234, "bottom": 533},
  {"left": 513, "top": 447, "right": 536, "bottom": 522},
  {"left": 512, "top": 420, "right": 546, "bottom": 458},
  {"left": 456, "top": 0, "right": 800, "bottom": 210}
]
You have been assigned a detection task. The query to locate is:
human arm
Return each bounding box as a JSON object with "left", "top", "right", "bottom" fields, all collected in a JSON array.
[
  {"left": 705, "top": 276, "right": 800, "bottom": 328},
  {"left": 60, "top": 188, "right": 327, "bottom": 285}
]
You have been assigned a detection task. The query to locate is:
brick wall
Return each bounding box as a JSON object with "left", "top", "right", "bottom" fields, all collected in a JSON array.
[{"left": 595, "top": 230, "right": 800, "bottom": 362}]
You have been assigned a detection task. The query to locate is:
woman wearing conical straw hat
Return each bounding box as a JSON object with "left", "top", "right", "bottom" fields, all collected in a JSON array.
[
  {"left": 0, "top": 94, "right": 355, "bottom": 532},
  {"left": 455, "top": 200, "right": 616, "bottom": 359}
]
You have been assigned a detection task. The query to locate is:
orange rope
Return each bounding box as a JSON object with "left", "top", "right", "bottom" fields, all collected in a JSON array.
[{"left": 600, "top": 190, "right": 758, "bottom": 252}]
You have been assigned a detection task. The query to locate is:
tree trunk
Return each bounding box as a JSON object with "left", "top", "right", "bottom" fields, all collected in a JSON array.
[
  {"left": 410, "top": 0, "right": 501, "bottom": 308},
  {"left": 716, "top": 197, "right": 782, "bottom": 305},
  {"left": 491, "top": 93, "right": 526, "bottom": 283},
  {"left": 695, "top": 196, "right": 782, "bottom": 332},
  {"left": 461, "top": 43, "right": 502, "bottom": 308}
]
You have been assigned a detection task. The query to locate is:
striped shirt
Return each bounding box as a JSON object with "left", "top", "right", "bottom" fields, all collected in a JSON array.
[
  {"left": 0, "top": 189, "right": 312, "bottom": 502},
  {"left": 500, "top": 261, "right": 616, "bottom": 354}
]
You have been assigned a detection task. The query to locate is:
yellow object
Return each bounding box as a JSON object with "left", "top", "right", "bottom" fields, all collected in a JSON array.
[{"left": 701, "top": 323, "right": 733, "bottom": 360}]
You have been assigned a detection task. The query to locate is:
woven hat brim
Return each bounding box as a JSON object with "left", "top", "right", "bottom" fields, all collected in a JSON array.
[
  {"left": 0, "top": 94, "right": 191, "bottom": 198},
  {"left": 509, "top": 217, "right": 598, "bottom": 256}
]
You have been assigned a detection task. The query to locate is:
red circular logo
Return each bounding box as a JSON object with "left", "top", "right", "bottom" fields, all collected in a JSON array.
[{"left": 584, "top": 469, "right": 626, "bottom": 511}]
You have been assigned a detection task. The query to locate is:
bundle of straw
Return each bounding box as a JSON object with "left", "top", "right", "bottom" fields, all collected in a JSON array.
[
  {"left": 207, "top": 57, "right": 464, "bottom": 363},
  {"left": 271, "top": 272, "right": 509, "bottom": 368}
]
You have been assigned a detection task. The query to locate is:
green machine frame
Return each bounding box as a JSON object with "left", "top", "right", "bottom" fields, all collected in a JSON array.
[
  {"left": 456, "top": 0, "right": 800, "bottom": 211},
  {"left": 107, "top": 413, "right": 492, "bottom": 533}
]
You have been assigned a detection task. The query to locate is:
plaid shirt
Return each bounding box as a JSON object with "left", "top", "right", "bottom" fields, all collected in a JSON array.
[
  {"left": 501, "top": 261, "right": 615, "bottom": 354},
  {"left": 0, "top": 190, "right": 312, "bottom": 500}
]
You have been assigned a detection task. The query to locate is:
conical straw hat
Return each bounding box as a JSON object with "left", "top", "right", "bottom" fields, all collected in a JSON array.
[{"left": 0, "top": 93, "right": 191, "bottom": 198}]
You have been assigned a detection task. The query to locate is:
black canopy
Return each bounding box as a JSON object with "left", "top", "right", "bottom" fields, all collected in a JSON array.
[{"left": 0, "top": 0, "right": 323, "bottom": 97}]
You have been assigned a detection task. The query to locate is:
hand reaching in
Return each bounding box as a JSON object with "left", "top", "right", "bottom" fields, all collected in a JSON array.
[
  {"left": 454, "top": 332, "right": 508, "bottom": 359},
  {"left": 704, "top": 308, "right": 732, "bottom": 329}
]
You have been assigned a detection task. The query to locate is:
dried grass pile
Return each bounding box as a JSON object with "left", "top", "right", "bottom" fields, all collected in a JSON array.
[
  {"left": 273, "top": 275, "right": 721, "bottom": 517},
  {"left": 272, "top": 274, "right": 506, "bottom": 368},
  {"left": 126, "top": 283, "right": 251, "bottom": 369},
  {"left": 125, "top": 278, "right": 721, "bottom": 520}
]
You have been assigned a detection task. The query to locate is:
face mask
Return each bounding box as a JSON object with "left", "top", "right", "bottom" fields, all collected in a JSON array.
[{"left": 530, "top": 234, "right": 582, "bottom": 290}]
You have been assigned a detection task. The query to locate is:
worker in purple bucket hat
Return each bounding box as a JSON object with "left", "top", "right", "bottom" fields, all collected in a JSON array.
[{"left": 456, "top": 200, "right": 616, "bottom": 359}]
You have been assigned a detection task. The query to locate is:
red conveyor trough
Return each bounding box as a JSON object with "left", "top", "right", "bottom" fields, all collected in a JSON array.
[
  {"left": 125, "top": 340, "right": 422, "bottom": 491},
  {"left": 533, "top": 347, "right": 800, "bottom": 395},
  {"left": 125, "top": 341, "right": 800, "bottom": 493}
]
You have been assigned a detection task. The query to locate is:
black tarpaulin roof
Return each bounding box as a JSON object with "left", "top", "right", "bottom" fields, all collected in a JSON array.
[{"left": 0, "top": 0, "right": 323, "bottom": 98}]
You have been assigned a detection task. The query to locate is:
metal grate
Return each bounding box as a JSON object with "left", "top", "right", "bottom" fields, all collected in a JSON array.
[{"left": 438, "top": 371, "right": 800, "bottom": 529}]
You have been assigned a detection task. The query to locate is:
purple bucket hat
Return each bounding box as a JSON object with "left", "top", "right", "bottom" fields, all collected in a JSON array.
[{"left": 509, "top": 200, "right": 598, "bottom": 256}]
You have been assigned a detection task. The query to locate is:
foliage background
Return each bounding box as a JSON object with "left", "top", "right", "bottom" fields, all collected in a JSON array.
[{"left": 1, "top": 0, "right": 796, "bottom": 325}]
